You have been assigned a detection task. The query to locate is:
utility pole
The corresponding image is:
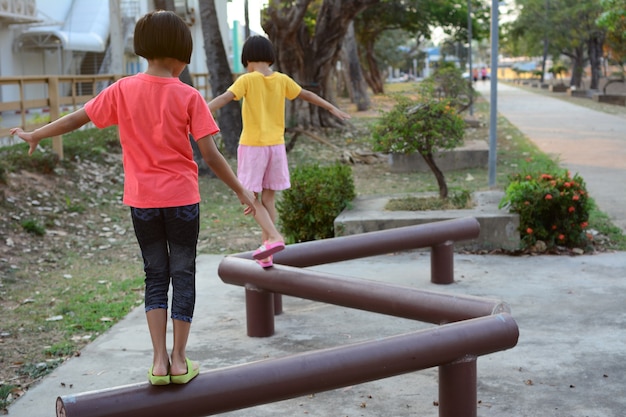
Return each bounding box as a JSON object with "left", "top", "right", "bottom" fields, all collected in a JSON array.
[
  {"left": 488, "top": 0, "right": 499, "bottom": 188},
  {"left": 468, "top": 0, "right": 473, "bottom": 116}
]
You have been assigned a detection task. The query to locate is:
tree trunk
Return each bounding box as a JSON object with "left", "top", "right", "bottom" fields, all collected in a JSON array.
[
  {"left": 262, "top": 0, "right": 377, "bottom": 127},
  {"left": 588, "top": 31, "right": 605, "bottom": 90},
  {"left": 421, "top": 153, "right": 448, "bottom": 199},
  {"left": 343, "top": 21, "right": 370, "bottom": 111},
  {"left": 198, "top": 0, "right": 242, "bottom": 158},
  {"left": 177, "top": 66, "right": 212, "bottom": 176},
  {"left": 540, "top": 37, "right": 549, "bottom": 84},
  {"left": 362, "top": 39, "right": 385, "bottom": 94},
  {"left": 565, "top": 45, "right": 586, "bottom": 89}
]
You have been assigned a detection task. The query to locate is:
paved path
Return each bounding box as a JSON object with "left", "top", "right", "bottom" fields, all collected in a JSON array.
[
  {"left": 476, "top": 81, "right": 626, "bottom": 233},
  {"left": 7, "top": 252, "right": 626, "bottom": 417}
]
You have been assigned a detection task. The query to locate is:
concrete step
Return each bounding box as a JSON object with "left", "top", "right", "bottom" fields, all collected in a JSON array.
[
  {"left": 388, "top": 140, "right": 489, "bottom": 173},
  {"left": 334, "top": 190, "right": 520, "bottom": 251}
]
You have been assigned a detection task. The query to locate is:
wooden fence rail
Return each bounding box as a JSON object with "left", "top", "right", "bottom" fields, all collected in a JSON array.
[{"left": 0, "top": 73, "right": 211, "bottom": 157}]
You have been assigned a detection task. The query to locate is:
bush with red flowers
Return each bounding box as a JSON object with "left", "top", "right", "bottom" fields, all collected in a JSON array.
[{"left": 499, "top": 169, "right": 591, "bottom": 249}]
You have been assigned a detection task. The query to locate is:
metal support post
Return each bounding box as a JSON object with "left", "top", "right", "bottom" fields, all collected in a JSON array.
[
  {"left": 431, "top": 240, "right": 454, "bottom": 284},
  {"left": 245, "top": 284, "right": 274, "bottom": 337},
  {"left": 439, "top": 357, "right": 478, "bottom": 417}
]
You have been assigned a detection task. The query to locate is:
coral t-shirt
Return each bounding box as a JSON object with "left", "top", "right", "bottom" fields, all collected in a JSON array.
[
  {"left": 227, "top": 71, "right": 302, "bottom": 146},
  {"left": 84, "top": 73, "right": 219, "bottom": 208}
]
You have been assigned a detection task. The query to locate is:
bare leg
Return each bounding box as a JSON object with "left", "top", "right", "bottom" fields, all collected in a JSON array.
[
  {"left": 146, "top": 308, "right": 169, "bottom": 376},
  {"left": 261, "top": 189, "right": 278, "bottom": 224},
  {"left": 170, "top": 318, "right": 194, "bottom": 376},
  {"left": 252, "top": 192, "right": 283, "bottom": 244}
]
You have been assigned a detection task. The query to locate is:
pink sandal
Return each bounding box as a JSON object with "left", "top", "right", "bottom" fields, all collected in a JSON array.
[
  {"left": 256, "top": 255, "right": 273, "bottom": 268},
  {"left": 253, "top": 241, "right": 285, "bottom": 260}
]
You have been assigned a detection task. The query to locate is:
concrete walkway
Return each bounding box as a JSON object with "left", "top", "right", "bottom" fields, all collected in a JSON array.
[
  {"left": 6, "top": 83, "right": 626, "bottom": 417},
  {"left": 475, "top": 81, "right": 626, "bottom": 233}
]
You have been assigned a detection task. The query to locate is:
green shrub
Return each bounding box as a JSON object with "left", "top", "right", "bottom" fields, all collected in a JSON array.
[
  {"left": 499, "top": 169, "right": 591, "bottom": 249},
  {"left": 371, "top": 94, "right": 465, "bottom": 156},
  {"left": 278, "top": 163, "right": 355, "bottom": 243}
]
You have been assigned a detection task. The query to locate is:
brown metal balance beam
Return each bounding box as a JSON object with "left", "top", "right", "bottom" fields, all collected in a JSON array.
[
  {"left": 234, "top": 217, "right": 481, "bottom": 285},
  {"left": 218, "top": 256, "right": 510, "bottom": 337},
  {"left": 234, "top": 217, "right": 480, "bottom": 315},
  {"left": 56, "top": 314, "right": 519, "bottom": 417}
]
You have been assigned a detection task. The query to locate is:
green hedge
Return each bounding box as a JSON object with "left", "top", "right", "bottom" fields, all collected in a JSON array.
[{"left": 278, "top": 163, "right": 355, "bottom": 243}]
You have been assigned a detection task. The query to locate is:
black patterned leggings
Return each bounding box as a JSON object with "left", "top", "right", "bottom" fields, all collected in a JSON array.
[{"left": 130, "top": 204, "right": 200, "bottom": 323}]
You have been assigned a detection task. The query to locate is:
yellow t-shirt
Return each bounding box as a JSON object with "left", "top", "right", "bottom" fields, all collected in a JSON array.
[{"left": 228, "top": 71, "right": 302, "bottom": 146}]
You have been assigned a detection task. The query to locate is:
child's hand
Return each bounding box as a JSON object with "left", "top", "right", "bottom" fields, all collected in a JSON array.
[
  {"left": 238, "top": 189, "right": 257, "bottom": 216},
  {"left": 332, "top": 108, "right": 351, "bottom": 121},
  {"left": 10, "top": 128, "right": 39, "bottom": 155}
]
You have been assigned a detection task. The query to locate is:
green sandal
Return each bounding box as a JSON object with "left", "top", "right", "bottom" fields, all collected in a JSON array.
[
  {"left": 170, "top": 358, "right": 200, "bottom": 384},
  {"left": 148, "top": 367, "right": 170, "bottom": 386}
]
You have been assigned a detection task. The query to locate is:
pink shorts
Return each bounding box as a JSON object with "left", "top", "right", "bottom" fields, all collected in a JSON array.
[{"left": 237, "top": 145, "right": 291, "bottom": 193}]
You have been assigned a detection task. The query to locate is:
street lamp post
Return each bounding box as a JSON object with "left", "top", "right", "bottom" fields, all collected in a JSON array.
[
  {"left": 488, "top": 0, "right": 499, "bottom": 188},
  {"left": 468, "top": 0, "right": 473, "bottom": 116}
]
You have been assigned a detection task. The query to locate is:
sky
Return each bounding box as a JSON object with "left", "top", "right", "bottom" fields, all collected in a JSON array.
[{"left": 226, "top": 0, "right": 267, "bottom": 35}]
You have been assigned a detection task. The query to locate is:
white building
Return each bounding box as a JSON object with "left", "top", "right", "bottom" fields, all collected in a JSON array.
[{"left": 0, "top": 0, "right": 242, "bottom": 102}]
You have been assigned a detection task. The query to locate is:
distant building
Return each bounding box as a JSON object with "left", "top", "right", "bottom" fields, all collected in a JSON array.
[{"left": 0, "top": 0, "right": 241, "bottom": 102}]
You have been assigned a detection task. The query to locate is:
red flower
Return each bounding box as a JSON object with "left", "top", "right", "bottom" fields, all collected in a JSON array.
[
  {"left": 568, "top": 206, "right": 575, "bottom": 213},
  {"left": 526, "top": 228, "right": 533, "bottom": 234},
  {"left": 564, "top": 182, "right": 571, "bottom": 188},
  {"left": 541, "top": 174, "right": 553, "bottom": 180},
  {"left": 525, "top": 175, "right": 532, "bottom": 180},
  {"left": 581, "top": 222, "right": 588, "bottom": 228},
  {"left": 545, "top": 194, "right": 553, "bottom": 200},
  {"left": 558, "top": 234, "right": 565, "bottom": 240},
  {"left": 572, "top": 194, "right": 580, "bottom": 201}
]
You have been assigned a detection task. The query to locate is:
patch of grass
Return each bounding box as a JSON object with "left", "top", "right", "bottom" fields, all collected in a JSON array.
[
  {"left": 0, "top": 384, "right": 18, "bottom": 411},
  {"left": 55, "top": 275, "right": 144, "bottom": 335},
  {"left": 20, "top": 219, "right": 46, "bottom": 236},
  {"left": 386, "top": 190, "right": 473, "bottom": 211},
  {"left": 17, "top": 359, "right": 64, "bottom": 380},
  {"left": 44, "top": 341, "right": 78, "bottom": 357},
  {"left": 588, "top": 202, "right": 626, "bottom": 250}
]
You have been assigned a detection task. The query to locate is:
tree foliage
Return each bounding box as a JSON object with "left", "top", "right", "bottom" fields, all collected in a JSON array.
[
  {"left": 597, "top": 0, "right": 626, "bottom": 66},
  {"left": 261, "top": 0, "right": 378, "bottom": 128},
  {"left": 507, "top": 0, "right": 606, "bottom": 89},
  {"left": 354, "top": 0, "right": 490, "bottom": 94}
]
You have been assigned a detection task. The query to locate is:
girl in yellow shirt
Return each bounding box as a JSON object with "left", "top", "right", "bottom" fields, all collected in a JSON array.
[{"left": 209, "top": 36, "right": 351, "bottom": 267}]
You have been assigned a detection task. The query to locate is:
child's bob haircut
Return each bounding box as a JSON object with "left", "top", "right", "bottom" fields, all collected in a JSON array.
[
  {"left": 134, "top": 10, "right": 192, "bottom": 64},
  {"left": 241, "top": 35, "right": 275, "bottom": 68}
]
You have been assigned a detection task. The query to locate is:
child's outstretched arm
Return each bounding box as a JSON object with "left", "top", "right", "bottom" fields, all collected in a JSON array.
[
  {"left": 10, "top": 109, "right": 91, "bottom": 155},
  {"left": 298, "top": 89, "right": 351, "bottom": 121},
  {"left": 208, "top": 91, "right": 236, "bottom": 113},
  {"left": 196, "top": 135, "right": 256, "bottom": 216}
]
